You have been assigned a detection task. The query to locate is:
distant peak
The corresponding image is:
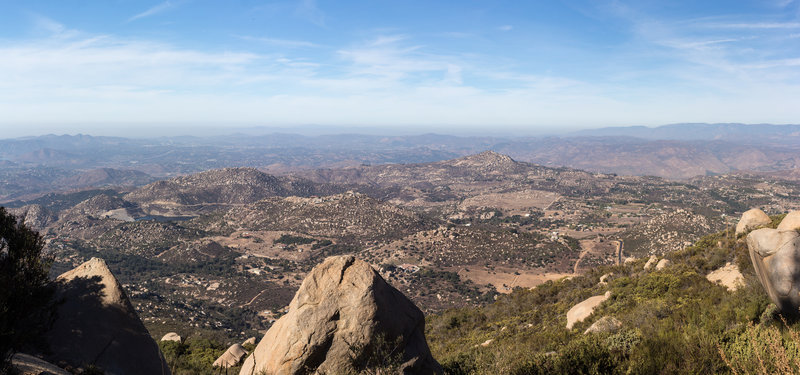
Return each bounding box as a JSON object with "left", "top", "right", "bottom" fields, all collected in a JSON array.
[{"left": 454, "top": 151, "right": 516, "bottom": 166}]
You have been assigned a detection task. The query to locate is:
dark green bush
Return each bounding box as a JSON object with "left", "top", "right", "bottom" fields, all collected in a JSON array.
[{"left": 0, "top": 207, "right": 55, "bottom": 371}]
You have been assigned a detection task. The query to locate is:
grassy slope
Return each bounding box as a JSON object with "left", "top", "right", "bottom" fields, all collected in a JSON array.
[{"left": 427, "top": 214, "right": 800, "bottom": 374}]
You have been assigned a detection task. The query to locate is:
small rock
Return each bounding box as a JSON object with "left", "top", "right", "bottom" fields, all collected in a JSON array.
[
  {"left": 643, "top": 255, "right": 658, "bottom": 270},
  {"left": 655, "top": 259, "right": 672, "bottom": 270},
  {"left": 598, "top": 273, "right": 612, "bottom": 286},
  {"left": 583, "top": 316, "right": 622, "bottom": 334},
  {"left": 480, "top": 339, "right": 493, "bottom": 347},
  {"left": 160, "top": 332, "right": 181, "bottom": 343},
  {"left": 242, "top": 337, "right": 256, "bottom": 346},
  {"left": 706, "top": 263, "right": 744, "bottom": 291},
  {"left": 213, "top": 344, "right": 247, "bottom": 368}
]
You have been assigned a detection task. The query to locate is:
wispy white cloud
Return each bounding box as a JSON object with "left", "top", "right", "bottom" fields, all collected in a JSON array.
[
  {"left": 30, "top": 14, "right": 80, "bottom": 38},
  {"left": 128, "top": 1, "right": 177, "bottom": 22},
  {"left": 3, "top": 12, "right": 800, "bottom": 130},
  {"left": 498, "top": 25, "right": 513, "bottom": 31},
  {"left": 659, "top": 38, "right": 745, "bottom": 51},
  {"left": 235, "top": 35, "right": 319, "bottom": 48},
  {"left": 707, "top": 22, "right": 800, "bottom": 29}
]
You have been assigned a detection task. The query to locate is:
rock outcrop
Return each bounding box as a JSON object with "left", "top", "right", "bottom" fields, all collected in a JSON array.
[
  {"left": 777, "top": 211, "right": 800, "bottom": 232},
  {"left": 706, "top": 263, "right": 744, "bottom": 291},
  {"left": 239, "top": 255, "right": 441, "bottom": 375},
  {"left": 214, "top": 343, "right": 248, "bottom": 368},
  {"left": 584, "top": 316, "right": 622, "bottom": 335},
  {"left": 747, "top": 213, "right": 800, "bottom": 316},
  {"left": 566, "top": 291, "right": 611, "bottom": 329},
  {"left": 11, "top": 353, "right": 71, "bottom": 375},
  {"left": 736, "top": 208, "right": 771, "bottom": 235},
  {"left": 161, "top": 332, "right": 182, "bottom": 342},
  {"left": 643, "top": 255, "right": 658, "bottom": 270},
  {"left": 655, "top": 259, "right": 672, "bottom": 270},
  {"left": 42, "top": 258, "right": 170, "bottom": 375}
]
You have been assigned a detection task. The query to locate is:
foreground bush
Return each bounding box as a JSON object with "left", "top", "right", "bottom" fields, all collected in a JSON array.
[{"left": 0, "top": 207, "right": 55, "bottom": 372}]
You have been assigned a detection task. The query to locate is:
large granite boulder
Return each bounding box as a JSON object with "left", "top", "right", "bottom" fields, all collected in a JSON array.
[
  {"left": 736, "top": 208, "right": 771, "bottom": 235},
  {"left": 239, "top": 255, "right": 441, "bottom": 375},
  {"left": 42, "top": 258, "right": 170, "bottom": 375},
  {"left": 777, "top": 211, "right": 800, "bottom": 232},
  {"left": 747, "top": 218, "right": 800, "bottom": 316}
]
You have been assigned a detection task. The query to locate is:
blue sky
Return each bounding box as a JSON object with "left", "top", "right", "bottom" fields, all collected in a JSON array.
[{"left": 1, "top": 0, "right": 799, "bottom": 136}]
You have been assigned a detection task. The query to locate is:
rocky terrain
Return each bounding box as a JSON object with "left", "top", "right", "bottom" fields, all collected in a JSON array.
[{"left": 2, "top": 150, "right": 800, "bottom": 350}]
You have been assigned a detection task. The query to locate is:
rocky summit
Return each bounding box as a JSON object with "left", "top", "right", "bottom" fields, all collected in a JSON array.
[
  {"left": 42, "top": 258, "right": 170, "bottom": 375},
  {"left": 240, "top": 255, "right": 441, "bottom": 375}
]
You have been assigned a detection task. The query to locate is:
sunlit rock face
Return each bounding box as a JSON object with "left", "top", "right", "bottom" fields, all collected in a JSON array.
[
  {"left": 746, "top": 212, "right": 800, "bottom": 316},
  {"left": 736, "top": 208, "right": 771, "bottom": 236},
  {"left": 240, "top": 255, "right": 442, "bottom": 375}
]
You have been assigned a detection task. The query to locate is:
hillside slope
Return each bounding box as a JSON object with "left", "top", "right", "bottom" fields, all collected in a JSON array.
[{"left": 427, "top": 215, "right": 794, "bottom": 374}]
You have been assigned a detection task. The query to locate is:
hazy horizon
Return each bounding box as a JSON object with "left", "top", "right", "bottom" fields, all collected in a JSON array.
[{"left": 5, "top": 121, "right": 800, "bottom": 140}]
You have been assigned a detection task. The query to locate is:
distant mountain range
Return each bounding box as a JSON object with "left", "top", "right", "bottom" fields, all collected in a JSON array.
[
  {"left": 574, "top": 123, "right": 800, "bottom": 145},
  {"left": 1, "top": 123, "right": 799, "bottom": 202}
]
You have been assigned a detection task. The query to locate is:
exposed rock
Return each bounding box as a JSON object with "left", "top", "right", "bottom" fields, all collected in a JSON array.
[
  {"left": 213, "top": 344, "right": 248, "bottom": 368},
  {"left": 655, "top": 259, "right": 672, "bottom": 270},
  {"left": 239, "top": 255, "right": 441, "bottom": 375},
  {"left": 480, "top": 339, "right": 494, "bottom": 347},
  {"left": 598, "top": 273, "right": 612, "bottom": 286},
  {"left": 777, "top": 211, "right": 800, "bottom": 232},
  {"left": 243, "top": 337, "right": 257, "bottom": 346},
  {"left": 42, "top": 258, "right": 171, "bottom": 375},
  {"left": 643, "top": 255, "right": 658, "bottom": 270},
  {"left": 736, "top": 208, "right": 771, "bottom": 235},
  {"left": 747, "top": 224, "right": 800, "bottom": 316},
  {"left": 161, "top": 332, "right": 182, "bottom": 343},
  {"left": 8, "top": 204, "right": 55, "bottom": 231},
  {"left": 584, "top": 316, "right": 622, "bottom": 335},
  {"left": 566, "top": 291, "right": 611, "bottom": 329},
  {"left": 11, "top": 353, "right": 71, "bottom": 375},
  {"left": 706, "top": 263, "right": 745, "bottom": 291}
]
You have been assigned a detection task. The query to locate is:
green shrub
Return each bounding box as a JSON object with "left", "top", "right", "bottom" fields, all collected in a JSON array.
[{"left": 0, "top": 207, "right": 55, "bottom": 370}]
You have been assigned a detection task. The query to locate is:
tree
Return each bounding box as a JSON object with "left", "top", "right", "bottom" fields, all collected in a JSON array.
[{"left": 0, "top": 207, "right": 55, "bottom": 370}]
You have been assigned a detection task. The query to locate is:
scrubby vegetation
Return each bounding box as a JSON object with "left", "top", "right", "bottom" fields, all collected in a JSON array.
[
  {"left": 159, "top": 337, "right": 240, "bottom": 375},
  {"left": 426, "top": 219, "right": 800, "bottom": 374}
]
